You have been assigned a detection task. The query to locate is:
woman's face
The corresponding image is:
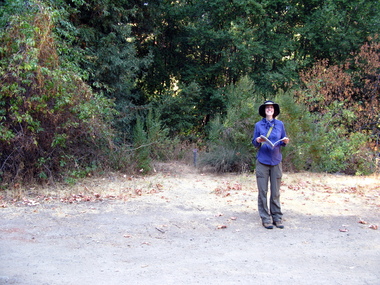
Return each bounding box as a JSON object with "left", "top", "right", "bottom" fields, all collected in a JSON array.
[{"left": 265, "top": 105, "right": 274, "bottom": 118}]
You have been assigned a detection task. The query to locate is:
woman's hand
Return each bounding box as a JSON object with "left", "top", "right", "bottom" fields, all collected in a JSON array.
[
  {"left": 256, "top": 137, "right": 265, "bottom": 143},
  {"left": 282, "top": 137, "right": 290, "bottom": 144}
]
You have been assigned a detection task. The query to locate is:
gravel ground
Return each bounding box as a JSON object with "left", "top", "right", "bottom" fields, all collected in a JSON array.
[{"left": 1, "top": 163, "right": 379, "bottom": 285}]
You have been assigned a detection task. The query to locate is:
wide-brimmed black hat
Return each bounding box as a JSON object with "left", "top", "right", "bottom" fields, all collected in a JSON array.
[{"left": 259, "top": 100, "right": 280, "bottom": 118}]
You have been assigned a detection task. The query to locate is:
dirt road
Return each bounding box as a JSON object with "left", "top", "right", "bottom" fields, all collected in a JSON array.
[{"left": 1, "top": 163, "right": 379, "bottom": 284}]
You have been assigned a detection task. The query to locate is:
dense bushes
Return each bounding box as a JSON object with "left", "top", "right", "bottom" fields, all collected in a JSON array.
[
  {"left": 0, "top": 0, "right": 378, "bottom": 188},
  {"left": 200, "top": 77, "right": 377, "bottom": 175},
  {"left": 0, "top": 1, "right": 115, "bottom": 184}
]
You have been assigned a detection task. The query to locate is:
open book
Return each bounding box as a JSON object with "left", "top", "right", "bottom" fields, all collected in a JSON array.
[{"left": 260, "top": 135, "right": 287, "bottom": 149}]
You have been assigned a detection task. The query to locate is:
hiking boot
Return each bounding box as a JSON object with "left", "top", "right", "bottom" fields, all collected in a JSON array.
[
  {"left": 274, "top": 221, "right": 284, "bottom": 229},
  {"left": 262, "top": 223, "right": 273, "bottom": 229}
]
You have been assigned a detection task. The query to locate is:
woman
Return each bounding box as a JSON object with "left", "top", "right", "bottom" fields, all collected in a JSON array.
[{"left": 252, "top": 101, "right": 289, "bottom": 229}]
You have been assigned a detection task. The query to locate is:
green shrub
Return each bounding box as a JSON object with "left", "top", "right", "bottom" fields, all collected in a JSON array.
[
  {"left": 133, "top": 114, "right": 152, "bottom": 173},
  {"left": 305, "top": 108, "right": 375, "bottom": 175},
  {"left": 200, "top": 76, "right": 258, "bottom": 172},
  {"left": 154, "top": 82, "right": 202, "bottom": 137},
  {"left": 0, "top": 1, "right": 115, "bottom": 184},
  {"left": 132, "top": 109, "right": 178, "bottom": 173},
  {"left": 279, "top": 93, "right": 375, "bottom": 174}
]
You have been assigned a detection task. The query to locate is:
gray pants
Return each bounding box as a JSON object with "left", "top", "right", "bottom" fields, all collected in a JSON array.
[{"left": 256, "top": 160, "right": 283, "bottom": 224}]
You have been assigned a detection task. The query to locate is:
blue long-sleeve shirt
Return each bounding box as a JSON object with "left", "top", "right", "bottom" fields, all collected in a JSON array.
[{"left": 252, "top": 118, "right": 287, "bottom": 166}]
